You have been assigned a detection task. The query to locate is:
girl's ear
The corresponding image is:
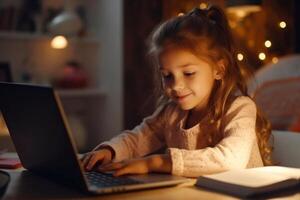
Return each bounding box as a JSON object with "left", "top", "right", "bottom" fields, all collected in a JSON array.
[{"left": 214, "top": 59, "right": 226, "bottom": 80}]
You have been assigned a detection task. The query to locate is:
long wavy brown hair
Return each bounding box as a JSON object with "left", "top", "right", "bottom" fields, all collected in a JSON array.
[{"left": 147, "top": 5, "right": 272, "bottom": 165}]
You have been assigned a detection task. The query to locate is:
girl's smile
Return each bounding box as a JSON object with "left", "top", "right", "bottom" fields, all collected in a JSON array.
[{"left": 175, "top": 93, "right": 192, "bottom": 102}]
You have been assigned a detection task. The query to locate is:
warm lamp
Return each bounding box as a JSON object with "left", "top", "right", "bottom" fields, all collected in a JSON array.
[
  {"left": 51, "top": 35, "right": 68, "bottom": 49},
  {"left": 226, "top": 0, "right": 262, "bottom": 18}
]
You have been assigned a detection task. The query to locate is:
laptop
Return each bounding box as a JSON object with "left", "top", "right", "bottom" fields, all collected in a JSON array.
[{"left": 0, "top": 82, "right": 190, "bottom": 194}]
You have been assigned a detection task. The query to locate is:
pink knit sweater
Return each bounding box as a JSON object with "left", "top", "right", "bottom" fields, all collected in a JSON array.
[{"left": 96, "top": 96, "right": 264, "bottom": 177}]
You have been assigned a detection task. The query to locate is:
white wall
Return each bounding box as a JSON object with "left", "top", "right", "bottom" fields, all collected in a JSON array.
[{"left": 89, "top": 0, "right": 124, "bottom": 145}]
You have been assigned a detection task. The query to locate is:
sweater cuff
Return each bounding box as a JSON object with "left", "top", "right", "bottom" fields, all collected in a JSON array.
[
  {"left": 167, "top": 148, "right": 184, "bottom": 176},
  {"left": 93, "top": 142, "right": 123, "bottom": 162}
]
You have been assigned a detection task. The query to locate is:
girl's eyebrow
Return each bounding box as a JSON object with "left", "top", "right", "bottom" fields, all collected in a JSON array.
[{"left": 159, "top": 63, "right": 195, "bottom": 70}]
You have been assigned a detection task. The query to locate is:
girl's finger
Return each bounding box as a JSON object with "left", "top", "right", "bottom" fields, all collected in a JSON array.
[
  {"left": 81, "top": 153, "right": 92, "bottom": 167},
  {"left": 101, "top": 157, "right": 111, "bottom": 165},
  {"left": 114, "top": 166, "right": 133, "bottom": 176},
  {"left": 99, "top": 162, "right": 124, "bottom": 171},
  {"left": 86, "top": 153, "right": 103, "bottom": 171}
]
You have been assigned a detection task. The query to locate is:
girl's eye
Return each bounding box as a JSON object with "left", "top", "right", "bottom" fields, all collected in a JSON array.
[
  {"left": 184, "top": 72, "right": 196, "bottom": 76},
  {"left": 162, "top": 73, "right": 172, "bottom": 80}
]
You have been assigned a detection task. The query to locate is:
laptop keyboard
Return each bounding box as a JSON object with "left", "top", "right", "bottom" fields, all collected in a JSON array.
[{"left": 85, "top": 171, "right": 142, "bottom": 187}]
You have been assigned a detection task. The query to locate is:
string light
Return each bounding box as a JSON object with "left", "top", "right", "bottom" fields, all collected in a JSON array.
[
  {"left": 51, "top": 35, "right": 68, "bottom": 49},
  {"left": 279, "top": 21, "right": 287, "bottom": 29},
  {"left": 258, "top": 52, "right": 266, "bottom": 60},
  {"left": 199, "top": 3, "right": 208, "bottom": 10},
  {"left": 264, "top": 40, "right": 272, "bottom": 48},
  {"left": 237, "top": 53, "right": 244, "bottom": 61},
  {"left": 272, "top": 57, "right": 279, "bottom": 64}
]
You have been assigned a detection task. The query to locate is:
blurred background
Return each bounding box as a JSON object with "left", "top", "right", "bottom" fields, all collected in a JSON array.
[{"left": 0, "top": 0, "right": 299, "bottom": 153}]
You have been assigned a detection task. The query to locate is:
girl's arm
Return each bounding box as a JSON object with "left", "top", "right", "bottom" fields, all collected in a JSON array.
[
  {"left": 93, "top": 104, "right": 169, "bottom": 162},
  {"left": 168, "top": 97, "right": 259, "bottom": 177}
]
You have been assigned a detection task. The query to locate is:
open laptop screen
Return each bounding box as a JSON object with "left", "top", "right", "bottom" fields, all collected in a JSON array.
[{"left": 0, "top": 82, "right": 87, "bottom": 190}]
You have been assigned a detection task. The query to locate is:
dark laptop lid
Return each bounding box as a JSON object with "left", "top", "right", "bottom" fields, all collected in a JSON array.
[{"left": 0, "top": 82, "right": 88, "bottom": 190}]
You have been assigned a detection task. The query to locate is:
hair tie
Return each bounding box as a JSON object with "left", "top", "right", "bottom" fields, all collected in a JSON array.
[
  {"left": 187, "top": 8, "right": 202, "bottom": 17},
  {"left": 209, "top": 19, "right": 216, "bottom": 25}
]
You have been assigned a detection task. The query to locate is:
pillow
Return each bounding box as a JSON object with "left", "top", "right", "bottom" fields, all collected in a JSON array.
[
  {"left": 253, "top": 77, "right": 300, "bottom": 130},
  {"left": 271, "top": 130, "right": 300, "bottom": 168}
]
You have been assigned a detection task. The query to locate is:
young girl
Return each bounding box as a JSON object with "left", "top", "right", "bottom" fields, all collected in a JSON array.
[{"left": 82, "top": 5, "right": 272, "bottom": 178}]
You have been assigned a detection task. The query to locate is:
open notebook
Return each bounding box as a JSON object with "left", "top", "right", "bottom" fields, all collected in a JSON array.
[{"left": 196, "top": 166, "right": 300, "bottom": 198}]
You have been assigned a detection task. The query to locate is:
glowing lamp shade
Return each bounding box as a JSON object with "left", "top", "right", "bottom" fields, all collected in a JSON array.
[
  {"left": 226, "top": 0, "right": 262, "bottom": 18},
  {"left": 47, "top": 0, "right": 83, "bottom": 36},
  {"left": 51, "top": 36, "right": 68, "bottom": 49},
  {"left": 48, "top": 10, "right": 82, "bottom": 36}
]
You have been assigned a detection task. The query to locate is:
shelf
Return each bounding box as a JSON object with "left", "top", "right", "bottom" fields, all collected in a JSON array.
[
  {"left": 56, "top": 88, "right": 106, "bottom": 98},
  {"left": 0, "top": 31, "right": 100, "bottom": 44}
]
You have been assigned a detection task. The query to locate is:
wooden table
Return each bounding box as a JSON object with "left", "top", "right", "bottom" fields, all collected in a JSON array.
[
  {"left": 1, "top": 153, "right": 300, "bottom": 200},
  {"left": 2, "top": 170, "right": 236, "bottom": 200}
]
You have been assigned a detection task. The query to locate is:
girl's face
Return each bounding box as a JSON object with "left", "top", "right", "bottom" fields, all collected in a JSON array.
[{"left": 159, "top": 48, "right": 221, "bottom": 112}]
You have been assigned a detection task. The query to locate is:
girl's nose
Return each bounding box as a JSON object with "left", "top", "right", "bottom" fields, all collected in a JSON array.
[{"left": 172, "top": 78, "right": 185, "bottom": 91}]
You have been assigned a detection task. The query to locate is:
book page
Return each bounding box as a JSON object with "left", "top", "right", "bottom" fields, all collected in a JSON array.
[
  {"left": 201, "top": 166, "right": 300, "bottom": 187},
  {"left": 254, "top": 166, "right": 300, "bottom": 179}
]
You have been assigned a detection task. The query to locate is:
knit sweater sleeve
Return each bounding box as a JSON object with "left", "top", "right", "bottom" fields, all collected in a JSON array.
[
  {"left": 167, "top": 96, "right": 258, "bottom": 177},
  {"left": 93, "top": 104, "right": 168, "bottom": 162}
]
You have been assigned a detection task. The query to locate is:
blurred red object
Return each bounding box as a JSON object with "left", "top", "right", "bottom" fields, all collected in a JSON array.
[
  {"left": 289, "top": 118, "right": 300, "bottom": 132},
  {"left": 0, "top": 158, "right": 22, "bottom": 169},
  {"left": 55, "top": 61, "right": 88, "bottom": 89}
]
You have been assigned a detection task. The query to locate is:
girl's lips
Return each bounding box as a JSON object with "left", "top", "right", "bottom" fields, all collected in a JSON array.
[{"left": 176, "top": 93, "right": 191, "bottom": 101}]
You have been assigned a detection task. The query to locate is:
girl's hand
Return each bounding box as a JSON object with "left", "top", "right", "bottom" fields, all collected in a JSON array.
[
  {"left": 82, "top": 147, "right": 114, "bottom": 171},
  {"left": 99, "top": 154, "right": 172, "bottom": 176}
]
